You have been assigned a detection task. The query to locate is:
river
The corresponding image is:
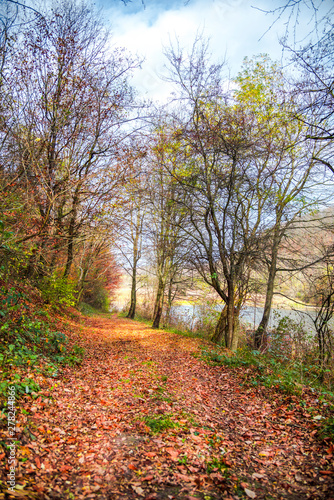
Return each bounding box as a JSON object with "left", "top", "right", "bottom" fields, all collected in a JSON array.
[{"left": 170, "top": 303, "right": 319, "bottom": 334}]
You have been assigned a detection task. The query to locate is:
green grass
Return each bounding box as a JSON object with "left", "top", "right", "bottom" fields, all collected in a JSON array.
[
  {"left": 201, "top": 347, "right": 334, "bottom": 399},
  {"left": 143, "top": 413, "right": 179, "bottom": 433},
  {"left": 78, "top": 302, "right": 114, "bottom": 318},
  {"left": 206, "top": 457, "right": 230, "bottom": 474}
]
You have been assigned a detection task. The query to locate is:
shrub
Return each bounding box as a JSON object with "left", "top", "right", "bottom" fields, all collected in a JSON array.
[
  {"left": 39, "top": 273, "right": 77, "bottom": 307},
  {"left": 0, "top": 284, "right": 84, "bottom": 402},
  {"left": 83, "top": 285, "right": 110, "bottom": 312}
]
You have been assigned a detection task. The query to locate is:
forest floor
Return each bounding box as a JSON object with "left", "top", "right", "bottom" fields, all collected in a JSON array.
[{"left": 1, "top": 314, "right": 334, "bottom": 500}]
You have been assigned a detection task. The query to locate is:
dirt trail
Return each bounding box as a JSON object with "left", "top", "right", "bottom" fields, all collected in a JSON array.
[{"left": 3, "top": 315, "right": 334, "bottom": 499}]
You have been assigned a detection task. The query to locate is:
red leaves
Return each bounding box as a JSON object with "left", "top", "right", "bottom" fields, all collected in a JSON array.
[
  {"left": 141, "top": 474, "right": 154, "bottom": 481},
  {"left": 4, "top": 315, "right": 332, "bottom": 500},
  {"left": 59, "top": 465, "right": 72, "bottom": 473},
  {"left": 166, "top": 447, "right": 179, "bottom": 461}
]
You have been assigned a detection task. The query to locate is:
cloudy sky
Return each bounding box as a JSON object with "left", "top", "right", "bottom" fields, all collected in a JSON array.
[{"left": 96, "top": 0, "right": 324, "bottom": 102}]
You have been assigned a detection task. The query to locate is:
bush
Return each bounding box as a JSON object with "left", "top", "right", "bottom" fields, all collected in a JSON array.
[
  {"left": 0, "top": 284, "right": 84, "bottom": 401},
  {"left": 268, "top": 314, "right": 313, "bottom": 361},
  {"left": 0, "top": 375, "right": 40, "bottom": 400},
  {"left": 39, "top": 273, "right": 77, "bottom": 307},
  {"left": 82, "top": 284, "right": 111, "bottom": 312}
]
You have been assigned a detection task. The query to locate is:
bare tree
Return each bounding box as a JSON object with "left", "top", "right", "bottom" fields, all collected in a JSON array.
[
  {"left": 257, "top": 1, "right": 334, "bottom": 174},
  {"left": 115, "top": 170, "right": 147, "bottom": 319},
  {"left": 4, "top": 0, "right": 138, "bottom": 279},
  {"left": 163, "top": 39, "right": 279, "bottom": 349},
  {"left": 233, "top": 56, "right": 328, "bottom": 348},
  {"left": 145, "top": 123, "right": 188, "bottom": 329}
]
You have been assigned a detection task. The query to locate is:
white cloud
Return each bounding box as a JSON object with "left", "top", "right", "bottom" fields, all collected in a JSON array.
[{"left": 102, "top": 0, "right": 306, "bottom": 102}]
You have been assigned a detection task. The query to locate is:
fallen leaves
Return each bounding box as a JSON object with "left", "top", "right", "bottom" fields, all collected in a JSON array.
[
  {"left": 131, "top": 484, "right": 144, "bottom": 495},
  {"left": 1, "top": 314, "right": 333, "bottom": 500},
  {"left": 244, "top": 487, "right": 257, "bottom": 498},
  {"left": 141, "top": 474, "right": 154, "bottom": 481}
]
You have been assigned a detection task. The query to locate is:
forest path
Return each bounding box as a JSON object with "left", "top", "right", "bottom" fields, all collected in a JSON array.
[{"left": 9, "top": 315, "right": 334, "bottom": 500}]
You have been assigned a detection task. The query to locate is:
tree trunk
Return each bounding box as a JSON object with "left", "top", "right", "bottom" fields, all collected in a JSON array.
[
  {"left": 76, "top": 266, "right": 89, "bottom": 306},
  {"left": 127, "top": 215, "right": 142, "bottom": 320},
  {"left": 63, "top": 237, "right": 74, "bottom": 278},
  {"left": 255, "top": 229, "right": 280, "bottom": 349},
  {"left": 152, "top": 279, "right": 164, "bottom": 329},
  {"left": 63, "top": 189, "right": 80, "bottom": 279},
  {"left": 212, "top": 302, "right": 240, "bottom": 350},
  {"left": 152, "top": 303, "right": 163, "bottom": 329},
  {"left": 211, "top": 306, "right": 227, "bottom": 345},
  {"left": 127, "top": 264, "right": 137, "bottom": 319},
  {"left": 226, "top": 298, "right": 236, "bottom": 349},
  {"left": 163, "top": 278, "right": 174, "bottom": 327},
  {"left": 221, "top": 278, "right": 239, "bottom": 350}
]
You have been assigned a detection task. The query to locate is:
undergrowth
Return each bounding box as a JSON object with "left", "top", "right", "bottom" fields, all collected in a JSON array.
[
  {"left": 201, "top": 347, "right": 334, "bottom": 441},
  {"left": 0, "top": 283, "right": 85, "bottom": 402},
  {"left": 78, "top": 302, "right": 113, "bottom": 317},
  {"left": 202, "top": 346, "right": 334, "bottom": 397}
]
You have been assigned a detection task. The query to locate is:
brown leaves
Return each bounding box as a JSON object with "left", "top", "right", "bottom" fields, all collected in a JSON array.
[
  {"left": 141, "top": 474, "right": 154, "bottom": 481},
  {"left": 166, "top": 447, "right": 180, "bottom": 461},
  {"left": 2, "top": 315, "right": 332, "bottom": 500}
]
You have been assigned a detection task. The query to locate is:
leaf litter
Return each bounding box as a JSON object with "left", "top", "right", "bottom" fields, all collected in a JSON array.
[{"left": 1, "top": 314, "right": 333, "bottom": 499}]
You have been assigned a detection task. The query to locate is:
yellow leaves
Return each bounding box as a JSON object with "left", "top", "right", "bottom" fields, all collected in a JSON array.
[{"left": 20, "top": 446, "right": 31, "bottom": 457}]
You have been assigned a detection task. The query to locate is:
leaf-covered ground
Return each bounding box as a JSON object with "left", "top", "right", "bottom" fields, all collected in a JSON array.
[{"left": 1, "top": 315, "right": 334, "bottom": 499}]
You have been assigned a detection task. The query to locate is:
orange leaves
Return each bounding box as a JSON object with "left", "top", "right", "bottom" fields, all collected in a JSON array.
[
  {"left": 141, "top": 474, "right": 154, "bottom": 481},
  {"left": 7, "top": 314, "right": 334, "bottom": 500},
  {"left": 99, "top": 399, "right": 110, "bottom": 406},
  {"left": 174, "top": 472, "right": 193, "bottom": 483},
  {"left": 59, "top": 465, "right": 72, "bottom": 473},
  {"left": 166, "top": 447, "right": 179, "bottom": 461},
  {"left": 222, "top": 457, "right": 233, "bottom": 467}
]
